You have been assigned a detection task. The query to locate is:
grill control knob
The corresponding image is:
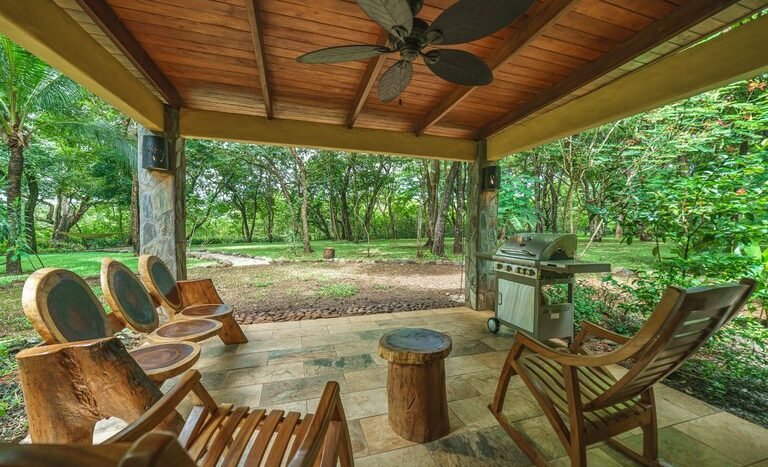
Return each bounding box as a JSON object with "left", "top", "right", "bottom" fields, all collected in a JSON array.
[
  {"left": 496, "top": 263, "right": 503, "bottom": 270},
  {"left": 515, "top": 267, "right": 522, "bottom": 273},
  {"left": 528, "top": 269, "right": 536, "bottom": 277},
  {"left": 506, "top": 265, "right": 513, "bottom": 272}
]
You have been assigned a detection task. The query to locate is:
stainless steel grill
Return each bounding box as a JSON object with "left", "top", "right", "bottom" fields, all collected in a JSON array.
[{"left": 487, "top": 233, "right": 610, "bottom": 341}]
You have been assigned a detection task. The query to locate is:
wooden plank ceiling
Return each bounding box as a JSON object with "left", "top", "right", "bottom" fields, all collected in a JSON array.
[{"left": 54, "top": 0, "right": 766, "bottom": 140}]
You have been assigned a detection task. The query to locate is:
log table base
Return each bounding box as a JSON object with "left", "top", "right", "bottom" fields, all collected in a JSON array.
[{"left": 379, "top": 328, "right": 452, "bottom": 443}]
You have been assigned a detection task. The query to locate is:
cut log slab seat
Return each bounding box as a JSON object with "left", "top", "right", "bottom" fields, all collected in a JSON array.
[
  {"left": 379, "top": 328, "right": 452, "bottom": 443},
  {"left": 22, "top": 267, "right": 201, "bottom": 385},
  {"left": 139, "top": 255, "right": 248, "bottom": 345}
]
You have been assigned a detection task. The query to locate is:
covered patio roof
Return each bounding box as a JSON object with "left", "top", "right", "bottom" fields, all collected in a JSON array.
[{"left": 2, "top": 0, "right": 767, "bottom": 161}]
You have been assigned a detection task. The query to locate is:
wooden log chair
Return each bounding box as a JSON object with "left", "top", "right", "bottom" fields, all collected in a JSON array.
[
  {"left": 22, "top": 268, "right": 208, "bottom": 384},
  {"left": 100, "top": 257, "right": 246, "bottom": 348},
  {"left": 139, "top": 255, "right": 248, "bottom": 345},
  {"left": 13, "top": 338, "right": 354, "bottom": 466},
  {"left": 489, "top": 279, "right": 756, "bottom": 467}
]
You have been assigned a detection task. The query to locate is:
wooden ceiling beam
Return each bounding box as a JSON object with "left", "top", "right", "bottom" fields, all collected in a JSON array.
[
  {"left": 245, "top": 0, "right": 273, "bottom": 119},
  {"left": 413, "top": 0, "right": 578, "bottom": 136},
  {"left": 74, "top": 0, "right": 182, "bottom": 108},
  {"left": 481, "top": 0, "right": 744, "bottom": 138},
  {"left": 180, "top": 108, "right": 477, "bottom": 161},
  {"left": 347, "top": 30, "right": 390, "bottom": 129}
]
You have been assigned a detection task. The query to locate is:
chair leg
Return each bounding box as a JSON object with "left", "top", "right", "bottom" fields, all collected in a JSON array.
[
  {"left": 642, "top": 418, "right": 658, "bottom": 462},
  {"left": 334, "top": 394, "right": 354, "bottom": 467},
  {"left": 216, "top": 315, "right": 248, "bottom": 345},
  {"left": 570, "top": 440, "right": 587, "bottom": 467}
]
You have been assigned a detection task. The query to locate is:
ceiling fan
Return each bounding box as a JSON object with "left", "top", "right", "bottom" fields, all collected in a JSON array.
[{"left": 297, "top": 0, "right": 534, "bottom": 103}]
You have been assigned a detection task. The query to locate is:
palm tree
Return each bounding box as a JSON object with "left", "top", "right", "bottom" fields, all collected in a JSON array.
[{"left": 0, "top": 36, "right": 81, "bottom": 274}]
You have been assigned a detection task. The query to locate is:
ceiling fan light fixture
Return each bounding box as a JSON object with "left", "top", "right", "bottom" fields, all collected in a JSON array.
[{"left": 297, "top": 0, "right": 534, "bottom": 102}]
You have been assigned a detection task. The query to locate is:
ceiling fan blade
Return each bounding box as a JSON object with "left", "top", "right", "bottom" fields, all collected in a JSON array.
[
  {"left": 425, "top": 49, "right": 493, "bottom": 86},
  {"left": 427, "top": 0, "right": 534, "bottom": 45},
  {"left": 357, "top": 0, "right": 413, "bottom": 41},
  {"left": 297, "top": 45, "right": 392, "bottom": 64},
  {"left": 377, "top": 60, "right": 413, "bottom": 103}
]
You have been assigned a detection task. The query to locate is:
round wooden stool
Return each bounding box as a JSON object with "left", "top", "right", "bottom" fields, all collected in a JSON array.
[{"left": 379, "top": 328, "right": 452, "bottom": 443}]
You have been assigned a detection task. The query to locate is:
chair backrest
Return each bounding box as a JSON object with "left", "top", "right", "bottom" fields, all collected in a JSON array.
[
  {"left": 101, "top": 258, "right": 160, "bottom": 333},
  {"left": 22, "top": 268, "right": 112, "bottom": 344},
  {"left": 587, "top": 278, "right": 756, "bottom": 410},
  {"left": 139, "top": 255, "right": 183, "bottom": 313}
]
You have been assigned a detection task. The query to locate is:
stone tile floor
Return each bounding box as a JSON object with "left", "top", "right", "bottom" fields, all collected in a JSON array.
[{"left": 183, "top": 307, "right": 768, "bottom": 466}]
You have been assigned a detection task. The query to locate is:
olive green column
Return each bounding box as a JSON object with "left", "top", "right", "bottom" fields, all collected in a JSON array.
[
  {"left": 464, "top": 140, "right": 498, "bottom": 310},
  {"left": 138, "top": 105, "right": 187, "bottom": 279}
]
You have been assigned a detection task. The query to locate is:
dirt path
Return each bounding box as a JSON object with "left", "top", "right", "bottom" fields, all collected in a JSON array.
[
  {"left": 189, "top": 251, "right": 270, "bottom": 267},
  {"left": 192, "top": 261, "right": 465, "bottom": 323}
]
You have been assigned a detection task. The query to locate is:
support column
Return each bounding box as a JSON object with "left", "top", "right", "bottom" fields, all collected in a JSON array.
[
  {"left": 465, "top": 140, "right": 498, "bottom": 310},
  {"left": 138, "top": 105, "right": 187, "bottom": 279}
]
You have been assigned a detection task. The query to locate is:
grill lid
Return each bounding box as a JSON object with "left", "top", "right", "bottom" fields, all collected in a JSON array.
[{"left": 496, "top": 233, "right": 576, "bottom": 261}]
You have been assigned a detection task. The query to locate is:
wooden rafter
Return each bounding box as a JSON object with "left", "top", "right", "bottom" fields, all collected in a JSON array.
[
  {"left": 74, "top": 0, "right": 182, "bottom": 108},
  {"left": 245, "top": 0, "right": 273, "bottom": 119},
  {"left": 480, "top": 0, "right": 744, "bottom": 138},
  {"left": 413, "top": 0, "right": 578, "bottom": 136},
  {"left": 347, "top": 30, "right": 390, "bottom": 129}
]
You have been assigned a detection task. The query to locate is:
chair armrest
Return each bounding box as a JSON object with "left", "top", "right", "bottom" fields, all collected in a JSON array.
[
  {"left": 573, "top": 321, "right": 631, "bottom": 349},
  {"left": 104, "top": 371, "right": 201, "bottom": 444},
  {"left": 176, "top": 279, "right": 224, "bottom": 306},
  {"left": 513, "top": 331, "right": 637, "bottom": 368},
  {"left": 288, "top": 381, "right": 342, "bottom": 467}
]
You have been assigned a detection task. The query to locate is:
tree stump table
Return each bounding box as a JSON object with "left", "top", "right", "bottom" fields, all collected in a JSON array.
[{"left": 379, "top": 328, "right": 452, "bottom": 443}]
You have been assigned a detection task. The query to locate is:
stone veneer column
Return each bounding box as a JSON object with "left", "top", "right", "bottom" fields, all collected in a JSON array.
[
  {"left": 138, "top": 106, "right": 187, "bottom": 279},
  {"left": 464, "top": 140, "right": 498, "bottom": 310}
]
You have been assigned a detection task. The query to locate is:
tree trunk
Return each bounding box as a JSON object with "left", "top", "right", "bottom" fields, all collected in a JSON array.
[
  {"left": 265, "top": 193, "right": 275, "bottom": 243},
  {"left": 588, "top": 214, "right": 603, "bottom": 242},
  {"left": 130, "top": 169, "right": 140, "bottom": 255},
  {"left": 291, "top": 148, "right": 312, "bottom": 254},
  {"left": 424, "top": 161, "right": 440, "bottom": 248},
  {"left": 52, "top": 196, "right": 91, "bottom": 243},
  {"left": 387, "top": 192, "right": 397, "bottom": 240},
  {"left": 327, "top": 155, "right": 340, "bottom": 241},
  {"left": 340, "top": 163, "right": 353, "bottom": 240},
  {"left": 432, "top": 162, "right": 459, "bottom": 256},
  {"left": 6, "top": 135, "right": 24, "bottom": 275},
  {"left": 24, "top": 171, "right": 39, "bottom": 253},
  {"left": 453, "top": 164, "right": 464, "bottom": 254}
]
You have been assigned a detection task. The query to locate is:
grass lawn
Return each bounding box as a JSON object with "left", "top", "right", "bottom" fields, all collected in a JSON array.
[
  {"left": 0, "top": 237, "right": 663, "bottom": 338},
  {"left": 0, "top": 252, "right": 215, "bottom": 338},
  {"left": 195, "top": 238, "right": 465, "bottom": 262},
  {"left": 197, "top": 236, "right": 665, "bottom": 271}
]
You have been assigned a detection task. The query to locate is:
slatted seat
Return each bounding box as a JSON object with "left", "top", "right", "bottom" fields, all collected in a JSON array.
[
  {"left": 139, "top": 255, "right": 248, "bottom": 345},
  {"left": 490, "top": 279, "right": 756, "bottom": 467},
  {"left": 99, "top": 369, "right": 353, "bottom": 467},
  {"left": 22, "top": 268, "right": 200, "bottom": 384}
]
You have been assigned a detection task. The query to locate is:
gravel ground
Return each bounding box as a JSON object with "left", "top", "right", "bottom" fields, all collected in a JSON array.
[{"left": 190, "top": 261, "right": 466, "bottom": 324}]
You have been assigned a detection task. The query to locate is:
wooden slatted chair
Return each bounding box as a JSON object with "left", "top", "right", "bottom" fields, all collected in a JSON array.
[
  {"left": 489, "top": 278, "right": 756, "bottom": 467},
  {"left": 99, "top": 369, "right": 354, "bottom": 466},
  {"left": 0, "top": 432, "right": 195, "bottom": 467},
  {"left": 139, "top": 255, "right": 248, "bottom": 345},
  {"left": 22, "top": 268, "right": 213, "bottom": 384},
  {"left": 13, "top": 337, "right": 354, "bottom": 466},
  {"left": 100, "top": 258, "right": 249, "bottom": 348}
]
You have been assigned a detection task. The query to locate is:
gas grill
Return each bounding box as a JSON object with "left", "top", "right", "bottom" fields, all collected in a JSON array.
[{"left": 487, "top": 233, "right": 611, "bottom": 341}]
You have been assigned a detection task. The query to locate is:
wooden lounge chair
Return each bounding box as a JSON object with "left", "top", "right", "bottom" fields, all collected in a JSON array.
[
  {"left": 100, "top": 257, "right": 249, "bottom": 348},
  {"left": 489, "top": 278, "right": 756, "bottom": 467},
  {"left": 13, "top": 337, "right": 354, "bottom": 466},
  {"left": 22, "top": 268, "right": 215, "bottom": 383},
  {"left": 139, "top": 254, "right": 248, "bottom": 345}
]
